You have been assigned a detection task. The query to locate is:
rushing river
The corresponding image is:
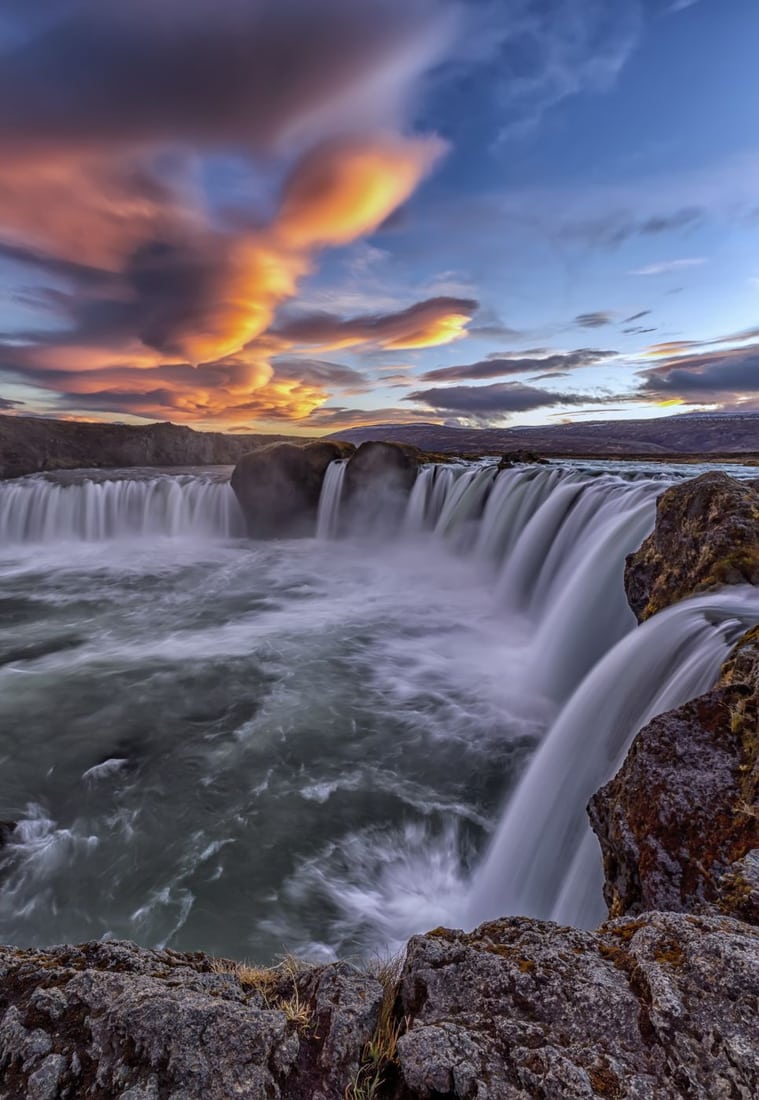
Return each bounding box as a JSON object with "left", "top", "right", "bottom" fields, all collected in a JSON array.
[{"left": 0, "top": 460, "right": 757, "bottom": 962}]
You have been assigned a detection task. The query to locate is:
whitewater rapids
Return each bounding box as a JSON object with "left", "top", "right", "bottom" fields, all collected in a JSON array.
[{"left": 0, "top": 459, "right": 756, "bottom": 961}]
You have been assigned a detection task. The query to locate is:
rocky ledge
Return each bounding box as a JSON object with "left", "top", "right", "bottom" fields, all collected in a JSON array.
[
  {"left": 1, "top": 912, "right": 757, "bottom": 1099},
  {"left": 2, "top": 470, "right": 759, "bottom": 1098}
]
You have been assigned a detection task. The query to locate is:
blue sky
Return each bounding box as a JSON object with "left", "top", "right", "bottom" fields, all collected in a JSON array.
[{"left": 0, "top": 0, "right": 758, "bottom": 432}]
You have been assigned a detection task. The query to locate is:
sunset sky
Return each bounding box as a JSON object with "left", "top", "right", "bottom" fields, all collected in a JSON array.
[{"left": 1, "top": 0, "right": 758, "bottom": 434}]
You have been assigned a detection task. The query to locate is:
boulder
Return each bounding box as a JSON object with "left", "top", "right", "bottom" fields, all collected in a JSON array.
[
  {"left": 589, "top": 627, "right": 759, "bottom": 924},
  {"left": 397, "top": 912, "right": 759, "bottom": 1099},
  {"left": 342, "top": 441, "right": 421, "bottom": 529},
  {"left": 624, "top": 472, "right": 759, "bottom": 622},
  {"left": 0, "top": 940, "right": 381, "bottom": 1100},
  {"left": 497, "top": 450, "right": 548, "bottom": 469},
  {"left": 230, "top": 440, "right": 353, "bottom": 537}
]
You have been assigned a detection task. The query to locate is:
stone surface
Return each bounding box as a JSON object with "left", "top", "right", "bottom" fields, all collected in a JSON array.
[
  {"left": 230, "top": 439, "right": 353, "bottom": 537},
  {"left": 397, "top": 912, "right": 759, "bottom": 1099},
  {"left": 342, "top": 440, "right": 421, "bottom": 529},
  {"left": 624, "top": 471, "right": 759, "bottom": 622},
  {"left": 0, "top": 414, "right": 312, "bottom": 480},
  {"left": 589, "top": 627, "right": 759, "bottom": 924},
  {"left": 497, "top": 450, "right": 548, "bottom": 469},
  {"left": 0, "top": 940, "right": 382, "bottom": 1100}
]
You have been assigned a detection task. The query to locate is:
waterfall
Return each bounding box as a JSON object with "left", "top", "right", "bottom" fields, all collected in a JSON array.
[
  {"left": 0, "top": 473, "right": 244, "bottom": 543},
  {"left": 466, "top": 587, "right": 759, "bottom": 929},
  {"left": 316, "top": 460, "right": 348, "bottom": 539}
]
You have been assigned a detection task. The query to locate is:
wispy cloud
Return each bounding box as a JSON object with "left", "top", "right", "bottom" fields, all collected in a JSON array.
[{"left": 629, "top": 258, "right": 706, "bottom": 276}]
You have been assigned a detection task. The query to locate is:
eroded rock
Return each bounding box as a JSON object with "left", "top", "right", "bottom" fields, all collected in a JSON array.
[
  {"left": 342, "top": 440, "right": 421, "bottom": 529},
  {"left": 230, "top": 439, "right": 353, "bottom": 537},
  {"left": 397, "top": 912, "right": 759, "bottom": 1099},
  {"left": 624, "top": 472, "right": 759, "bottom": 622}
]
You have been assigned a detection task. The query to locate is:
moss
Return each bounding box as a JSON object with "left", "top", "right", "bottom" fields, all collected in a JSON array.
[{"left": 588, "top": 1057, "right": 624, "bottom": 1098}]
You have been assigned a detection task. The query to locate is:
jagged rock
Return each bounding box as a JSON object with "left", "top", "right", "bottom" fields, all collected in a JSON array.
[
  {"left": 0, "top": 821, "right": 15, "bottom": 848},
  {"left": 397, "top": 912, "right": 759, "bottom": 1099},
  {"left": 0, "top": 940, "right": 382, "bottom": 1100},
  {"left": 624, "top": 472, "right": 759, "bottom": 622},
  {"left": 497, "top": 450, "right": 548, "bottom": 469},
  {"left": 342, "top": 440, "right": 421, "bottom": 529},
  {"left": 0, "top": 414, "right": 308, "bottom": 480},
  {"left": 230, "top": 440, "right": 353, "bottom": 537},
  {"left": 589, "top": 627, "right": 759, "bottom": 924}
]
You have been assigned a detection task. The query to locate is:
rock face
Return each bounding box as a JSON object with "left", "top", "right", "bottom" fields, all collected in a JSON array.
[
  {"left": 342, "top": 440, "right": 421, "bottom": 529},
  {"left": 230, "top": 440, "right": 353, "bottom": 537},
  {"left": 497, "top": 450, "right": 548, "bottom": 469},
  {"left": 0, "top": 414, "right": 308, "bottom": 480},
  {"left": 397, "top": 912, "right": 759, "bottom": 1099},
  {"left": 625, "top": 472, "right": 759, "bottom": 622},
  {"left": 589, "top": 627, "right": 759, "bottom": 925},
  {"left": 0, "top": 941, "right": 382, "bottom": 1100},
  {"left": 2, "top": 915, "right": 758, "bottom": 1099}
]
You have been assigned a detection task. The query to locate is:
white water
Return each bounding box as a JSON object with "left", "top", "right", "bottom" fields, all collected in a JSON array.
[{"left": 0, "top": 459, "right": 756, "bottom": 959}]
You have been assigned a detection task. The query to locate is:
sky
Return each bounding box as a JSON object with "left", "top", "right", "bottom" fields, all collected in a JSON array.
[{"left": 0, "top": 0, "right": 758, "bottom": 435}]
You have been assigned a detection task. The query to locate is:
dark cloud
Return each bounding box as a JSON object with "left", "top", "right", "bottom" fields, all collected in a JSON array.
[
  {"left": 300, "top": 405, "right": 430, "bottom": 428},
  {"left": 404, "top": 381, "right": 615, "bottom": 417},
  {"left": 420, "top": 348, "right": 615, "bottom": 382},
  {"left": 0, "top": 396, "right": 24, "bottom": 409},
  {"left": 638, "top": 344, "right": 759, "bottom": 406},
  {"left": 575, "top": 312, "right": 614, "bottom": 329},
  {"left": 622, "top": 326, "right": 656, "bottom": 335},
  {"left": 623, "top": 310, "right": 651, "bottom": 323},
  {"left": 0, "top": 0, "right": 450, "bottom": 152},
  {"left": 271, "top": 357, "right": 370, "bottom": 391},
  {"left": 272, "top": 296, "right": 478, "bottom": 350}
]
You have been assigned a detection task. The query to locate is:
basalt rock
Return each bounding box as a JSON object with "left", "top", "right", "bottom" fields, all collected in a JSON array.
[
  {"left": 2, "top": 914, "right": 758, "bottom": 1099},
  {"left": 0, "top": 940, "right": 381, "bottom": 1100},
  {"left": 624, "top": 472, "right": 759, "bottom": 622},
  {"left": 396, "top": 912, "right": 759, "bottom": 1099},
  {"left": 342, "top": 440, "right": 421, "bottom": 529},
  {"left": 230, "top": 440, "right": 354, "bottom": 537},
  {"left": 589, "top": 627, "right": 759, "bottom": 924},
  {"left": 497, "top": 450, "right": 548, "bottom": 469}
]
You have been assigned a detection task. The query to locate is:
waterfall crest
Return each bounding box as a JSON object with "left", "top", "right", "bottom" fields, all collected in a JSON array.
[
  {"left": 316, "top": 460, "right": 348, "bottom": 539},
  {"left": 0, "top": 473, "right": 244, "bottom": 543}
]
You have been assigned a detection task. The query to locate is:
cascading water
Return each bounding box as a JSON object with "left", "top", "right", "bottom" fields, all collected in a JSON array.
[
  {"left": 316, "top": 459, "right": 348, "bottom": 539},
  {"left": 0, "top": 457, "right": 755, "bottom": 959},
  {"left": 0, "top": 470, "right": 244, "bottom": 542}
]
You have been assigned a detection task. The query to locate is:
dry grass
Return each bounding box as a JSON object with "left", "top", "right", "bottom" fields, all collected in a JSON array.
[
  {"left": 345, "top": 951, "right": 408, "bottom": 1100},
  {"left": 211, "top": 953, "right": 313, "bottom": 1028}
]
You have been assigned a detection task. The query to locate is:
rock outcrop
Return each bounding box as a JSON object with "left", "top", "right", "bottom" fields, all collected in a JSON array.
[
  {"left": 0, "top": 414, "right": 309, "bottom": 481},
  {"left": 342, "top": 441, "right": 421, "bottom": 529},
  {"left": 230, "top": 440, "right": 354, "bottom": 537},
  {"left": 589, "top": 627, "right": 759, "bottom": 924},
  {"left": 2, "top": 914, "right": 758, "bottom": 1099},
  {"left": 497, "top": 450, "right": 548, "bottom": 469},
  {"left": 625, "top": 472, "right": 759, "bottom": 622}
]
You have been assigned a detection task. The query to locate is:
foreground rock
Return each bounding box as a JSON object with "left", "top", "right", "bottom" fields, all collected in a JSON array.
[
  {"left": 398, "top": 912, "right": 759, "bottom": 1099},
  {"left": 0, "top": 941, "right": 382, "bottom": 1100},
  {"left": 625, "top": 472, "right": 759, "bottom": 622},
  {"left": 589, "top": 627, "right": 759, "bottom": 925},
  {"left": 230, "top": 440, "right": 353, "bottom": 536},
  {"left": 0, "top": 414, "right": 310, "bottom": 480},
  {"left": 2, "top": 913, "right": 757, "bottom": 1099}
]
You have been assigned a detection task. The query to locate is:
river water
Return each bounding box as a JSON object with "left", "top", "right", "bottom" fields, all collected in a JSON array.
[{"left": 0, "top": 460, "right": 756, "bottom": 961}]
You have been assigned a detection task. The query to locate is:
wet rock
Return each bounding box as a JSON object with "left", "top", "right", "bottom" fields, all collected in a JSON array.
[
  {"left": 497, "top": 449, "right": 548, "bottom": 469},
  {"left": 0, "top": 821, "right": 15, "bottom": 848},
  {"left": 342, "top": 440, "right": 421, "bottom": 529},
  {"left": 624, "top": 471, "right": 759, "bottom": 622},
  {"left": 397, "top": 912, "right": 759, "bottom": 1099},
  {"left": 589, "top": 627, "right": 759, "bottom": 924},
  {"left": 0, "top": 940, "right": 382, "bottom": 1100},
  {"left": 230, "top": 439, "right": 353, "bottom": 537}
]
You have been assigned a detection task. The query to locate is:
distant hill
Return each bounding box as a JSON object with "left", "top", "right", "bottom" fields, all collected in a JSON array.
[
  {"left": 0, "top": 415, "right": 310, "bottom": 480},
  {"left": 327, "top": 414, "right": 759, "bottom": 456}
]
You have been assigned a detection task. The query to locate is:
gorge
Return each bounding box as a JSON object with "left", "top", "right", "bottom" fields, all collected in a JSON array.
[{"left": 0, "top": 443, "right": 757, "bottom": 1098}]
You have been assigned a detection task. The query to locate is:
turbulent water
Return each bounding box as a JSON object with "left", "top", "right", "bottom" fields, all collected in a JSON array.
[{"left": 0, "top": 460, "right": 757, "bottom": 962}]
